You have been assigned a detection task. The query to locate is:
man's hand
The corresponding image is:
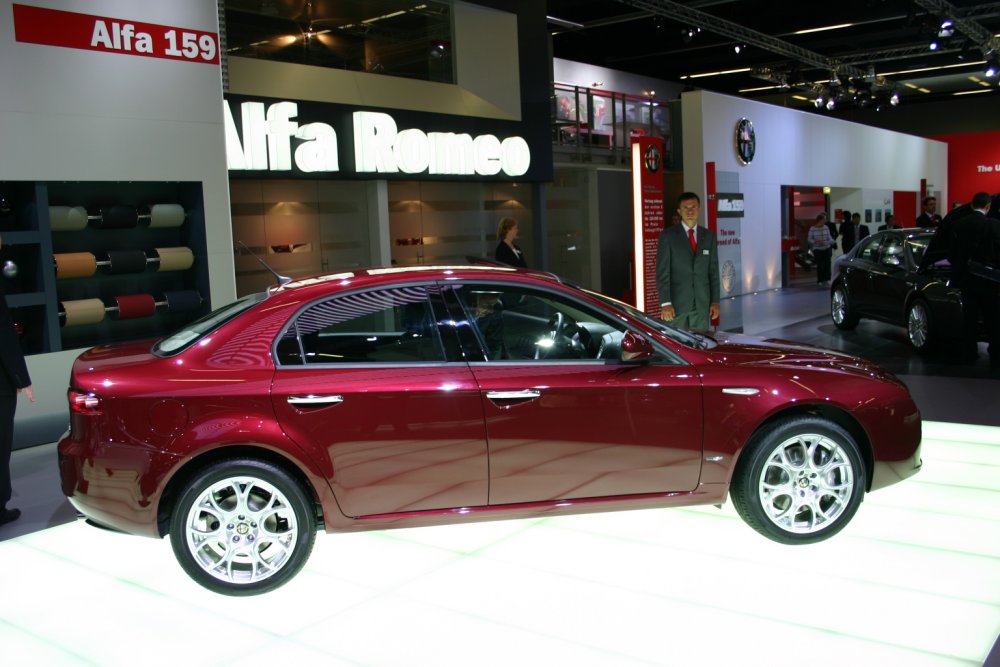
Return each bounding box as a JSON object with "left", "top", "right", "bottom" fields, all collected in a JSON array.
[
  {"left": 709, "top": 303, "right": 720, "bottom": 321},
  {"left": 18, "top": 385, "right": 35, "bottom": 402},
  {"left": 660, "top": 305, "right": 676, "bottom": 321}
]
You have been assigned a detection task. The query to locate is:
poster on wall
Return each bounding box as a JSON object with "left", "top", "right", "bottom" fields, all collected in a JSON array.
[
  {"left": 715, "top": 193, "right": 743, "bottom": 299},
  {"left": 631, "top": 136, "right": 666, "bottom": 315}
]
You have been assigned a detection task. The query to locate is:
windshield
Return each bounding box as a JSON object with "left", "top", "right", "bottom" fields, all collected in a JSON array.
[
  {"left": 582, "top": 289, "right": 716, "bottom": 350},
  {"left": 152, "top": 292, "right": 268, "bottom": 356},
  {"left": 906, "top": 234, "right": 934, "bottom": 267}
]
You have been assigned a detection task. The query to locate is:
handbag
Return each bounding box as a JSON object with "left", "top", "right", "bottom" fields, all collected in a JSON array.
[{"left": 968, "top": 259, "right": 1000, "bottom": 283}]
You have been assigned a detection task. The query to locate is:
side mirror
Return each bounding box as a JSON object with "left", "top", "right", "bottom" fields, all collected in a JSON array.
[{"left": 621, "top": 331, "right": 653, "bottom": 362}]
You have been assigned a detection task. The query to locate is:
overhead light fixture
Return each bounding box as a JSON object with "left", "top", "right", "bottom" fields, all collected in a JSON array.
[
  {"left": 814, "top": 95, "right": 825, "bottom": 108},
  {"left": 986, "top": 54, "right": 999, "bottom": 77},
  {"left": 929, "top": 40, "right": 939, "bottom": 51},
  {"left": 734, "top": 43, "right": 746, "bottom": 54},
  {"left": 826, "top": 98, "right": 837, "bottom": 110},
  {"left": 680, "top": 26, "right": 701, "bottom": 43},
  {"left": 890, "top": 92, "right": 900, "bottom": 106},
  {"left": 792, "top": 23, "right": 854, "bottom": 35},
  {"left": 939, "top": 19, "right": 955, "bottom": 38}
]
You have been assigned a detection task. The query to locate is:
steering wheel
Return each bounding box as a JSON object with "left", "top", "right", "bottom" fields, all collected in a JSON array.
[{"left": 535, "top": 312, "right": 584, "bottom": 359}]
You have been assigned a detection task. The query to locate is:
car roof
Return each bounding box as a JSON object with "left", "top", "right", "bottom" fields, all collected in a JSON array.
[{"left": 267, "top": 264, "right": 567, "bottom": 302}]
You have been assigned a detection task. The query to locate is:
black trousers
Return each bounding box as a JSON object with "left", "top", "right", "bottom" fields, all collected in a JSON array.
[
  {"left": 813, "top": 248, "right": 832, "bottom": 282},
  {"left": 0, "top": 394, "right": 15, "bottom": 508},
  {"left": 960, "top": 276, "right": 1000, "bottom": 359}
]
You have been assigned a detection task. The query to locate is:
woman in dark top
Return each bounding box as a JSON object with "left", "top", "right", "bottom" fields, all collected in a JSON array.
[{"left": 494, "top": 217, "right": 527, "bottom": 267}]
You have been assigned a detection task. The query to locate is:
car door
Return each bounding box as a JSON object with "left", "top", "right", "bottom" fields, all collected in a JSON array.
[
  {"left": 447, "top": 282, "right": 704, "bottom": 506},
  {"left": 867, "top": 234, "right": 912, "bottom": 322},
  {"left": 842, "top": 234, "right": 884, "bottom": 315},
  {"left": 270, "top": 283, "right": 488, "bottom": 517}
]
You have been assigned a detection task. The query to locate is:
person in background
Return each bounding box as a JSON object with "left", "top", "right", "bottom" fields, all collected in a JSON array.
[
  {"left": 878, "top": 213, "right": 899, "bottom": 231},
  {"left": 0, "top": 234, "right": 35, "bottom": 527},
  {"left": 917, "top": 196, "right": 942, "bottom": 227},
  {"left": 808, "top": 212, "right": 835, "bottom": 286},
  {"left": 838, "top": 210, "right": 853, "bottom": 253},
  {"left": 494, "top": 217, "right": 527, "bottom": 268},
  {"left": 949, "top": 192, "right": 999, "bottom": 365},
  {"left": 656, "top": 192, "right": 720, "bottom": 329}
]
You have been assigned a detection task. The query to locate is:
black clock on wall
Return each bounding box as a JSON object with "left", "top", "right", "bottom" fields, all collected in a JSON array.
[{"left": 736, "top": 118, "right": 755, "bottom": 165}]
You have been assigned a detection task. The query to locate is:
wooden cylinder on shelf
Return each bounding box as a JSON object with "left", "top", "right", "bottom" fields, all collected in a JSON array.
[
  {"left": 97, "top": 206, "right": 139, "bottom": 229},
  {"left": 61, "top": 298, "right": 106, "bottom": 326},
  {"left": 54, "top": 252, "right": 98, "bottom": 279},
  {"left": 105, "top": 249, "right": 147, "bottom": 274},
  {"left": 49, "top": 206, "right": 89, "bottom": 232},
  {"left": 161, "top": 290, "right": 201, "bottom": 313},
  {"left": 145, "top": 204, "right": 186, "bottom": 228},
  {"left": 153, "top": 246, "right": 194, "bottom": 272},
  {"left": 114, "top": 294, "right": 156, "bottom": 320}
]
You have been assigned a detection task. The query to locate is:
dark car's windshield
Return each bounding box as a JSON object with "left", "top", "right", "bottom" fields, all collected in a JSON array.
[
  {"left": 906, "top": 233, "right": 934, "bottom": 267},
  {"left": 153, "top": 292, "right": 268, "bottom": 356},
  {"left": 582, "top": 289, "right": 717, "bottom": 350}
]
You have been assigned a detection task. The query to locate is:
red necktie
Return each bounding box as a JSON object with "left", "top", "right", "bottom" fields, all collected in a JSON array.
[{"left": 688, "top": 227, "right": 697, "bottom": 254}]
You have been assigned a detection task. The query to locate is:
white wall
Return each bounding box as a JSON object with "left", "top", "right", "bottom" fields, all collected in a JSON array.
[
  {"left": 0, "top": 0, "right": 232, "bottom": 440},
  {"left": 682, "top": 90, "right": 948, "bottom": 294}
]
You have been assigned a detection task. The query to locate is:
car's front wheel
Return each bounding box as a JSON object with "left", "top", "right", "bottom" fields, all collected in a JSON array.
[
  {"left": 831, "top": 284, "right": 859, "bottom": 330},
  {"left": 731, "top": 416, "right": 866, "bottom": 544},
  {"left": 169, "top": 459, "right": 316, "bottom": 596}
]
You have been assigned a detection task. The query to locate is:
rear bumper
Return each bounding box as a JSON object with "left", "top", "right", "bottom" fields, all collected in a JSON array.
[{"left": 58, "top": 430, "right": 181, "bottom": 538}]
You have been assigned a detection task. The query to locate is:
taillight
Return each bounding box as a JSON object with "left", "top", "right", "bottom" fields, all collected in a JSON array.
[{"left": 69, "top": 389, "right": 103, "bottom": 415}]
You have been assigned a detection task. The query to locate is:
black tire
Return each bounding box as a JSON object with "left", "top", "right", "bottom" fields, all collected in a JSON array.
[
  {"left": 169, "top": 458, "right": 316, "bottom": 596},
  {"left": 830, "top": 284, "right": 859, "bottom": 330},
  {"left": 731, "top": 416, "right": 866, "bottom": 545},
  {"left": 906, "top": 299, "right": 935, "bottom": 353}
]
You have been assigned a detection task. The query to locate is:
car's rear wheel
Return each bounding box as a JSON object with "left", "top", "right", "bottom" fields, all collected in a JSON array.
[
  {"left": 169, "top": 459, "right": 316, "bottom": 596},
  {"left": 831, "top": 285, "right": 859, "bottom": 330},
  {"left": 731, "top": 416, "right": 865, "bottom": 544},
  {"left": 907, "top": 299, "right": 934, "bottom": 352}
]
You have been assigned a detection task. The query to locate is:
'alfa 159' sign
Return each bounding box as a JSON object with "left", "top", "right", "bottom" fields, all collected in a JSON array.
[{"left": 224, "top": 97, "right": 532, "bottom": 179}]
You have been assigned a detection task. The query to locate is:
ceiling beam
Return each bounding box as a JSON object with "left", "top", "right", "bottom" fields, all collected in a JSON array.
[{"left": 911, "top": 0, "right": 1000, "bottom": 52}]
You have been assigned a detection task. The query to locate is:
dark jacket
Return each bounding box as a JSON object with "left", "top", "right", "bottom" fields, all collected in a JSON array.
[
  {"left": 0, "top": 285, "right": 30, "bottom": 395},
  {"left": 494, "top": 241, "right": 527, "bottom": 268}
]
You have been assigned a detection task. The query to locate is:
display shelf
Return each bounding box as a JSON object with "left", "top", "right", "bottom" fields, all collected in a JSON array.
[{"left": 0, "top": 180, "right": 210, "bottom": 355}]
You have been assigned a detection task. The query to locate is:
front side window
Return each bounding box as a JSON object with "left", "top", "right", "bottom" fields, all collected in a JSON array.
[
  {"left": 856, "top": 235, "right": 883, "bottom": 262},
  {"left": 451, "top": 283, "right": 643, "bottom": 362},
  {"left": 277, "top": 285, "right": 456, "bottom": 365},
  {"left": 878, "top": 236, "right": 905, "bottom": 267}
]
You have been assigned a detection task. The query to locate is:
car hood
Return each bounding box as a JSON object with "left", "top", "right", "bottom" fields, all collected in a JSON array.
[{"left": 699, "top": 331, "right": 891, "bottom": 376}]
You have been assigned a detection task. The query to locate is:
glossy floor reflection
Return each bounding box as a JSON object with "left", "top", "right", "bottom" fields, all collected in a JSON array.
[{"left": 1, "top": 422, "right": 998, "bottom": 667}]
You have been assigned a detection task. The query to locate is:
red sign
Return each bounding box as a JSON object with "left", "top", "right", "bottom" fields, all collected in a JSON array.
[
  {"left": 631, "top": 136, "right": 666, "bottom": 315},
  {"left": 12, "top": 4, "right": 219, "bottom": 65},
  {"left": 931, "top": 131, "right": 1000, "bottom": 205}
]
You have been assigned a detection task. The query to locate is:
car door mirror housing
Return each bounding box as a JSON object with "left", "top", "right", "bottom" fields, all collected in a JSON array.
[{"left": 621, "top": 331, "right": 653, "bottom": 362}]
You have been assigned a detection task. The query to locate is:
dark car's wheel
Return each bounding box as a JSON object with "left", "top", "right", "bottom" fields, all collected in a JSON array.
[
  {"left": 830, "top": 285, "right": 859, "bottom": 330},
  {"left": 906, "top": 299, "right": 934, "bottom": 352},
  {"left": 169, "top": 459, "right": 316, "bottom": 596},
  {"left": 731, "top": 417, "right": 866, "bottom": 544}
]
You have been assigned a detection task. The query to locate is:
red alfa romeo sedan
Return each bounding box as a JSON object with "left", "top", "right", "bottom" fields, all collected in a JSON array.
[{"left": 58, "top": 265, "right": 922, "bottom": 595}]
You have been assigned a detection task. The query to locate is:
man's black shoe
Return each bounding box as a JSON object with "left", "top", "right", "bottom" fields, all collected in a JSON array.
[{"left": 0, "top": 507, "right": 21, "bottom": 526}]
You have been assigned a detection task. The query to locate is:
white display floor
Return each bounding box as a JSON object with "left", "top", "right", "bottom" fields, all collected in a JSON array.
[{"left": 1, "top": 422, "right": 998, "bottom": 666}]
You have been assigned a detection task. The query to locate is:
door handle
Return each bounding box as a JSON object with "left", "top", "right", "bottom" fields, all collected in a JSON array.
[
  {"left": 287, "top": 394, "right": 344, "bottom": 407},
  {"left": 486, "top": 390, "right": 541, "bottom": 401}
]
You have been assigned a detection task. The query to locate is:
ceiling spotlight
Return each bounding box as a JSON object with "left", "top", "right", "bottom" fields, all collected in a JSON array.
[
  {"left": 986, "top": 55, "right": 999, "bottom": 77},
  {"left": 814, "top": 96, "right": 825, "bottom": 108},
  {"left": 826, "top": 98, "right": 837, "bottom": 110},
  {"left": 890, "top": 92, "right": 900, "bottom": 106},
  {"left": 938, "top": 19, "right": 955, "bottom": 38},
  {"left": 680, "top": 26, "right": 700, "bottom": 43},
  {"left": 734, "top": 43, "right": 746, "bottom": 54},
  {"left": 929, "top": 40, "right": 939, "bottom": 51}
]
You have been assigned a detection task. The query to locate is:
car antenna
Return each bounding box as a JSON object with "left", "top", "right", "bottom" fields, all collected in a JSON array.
[{"left": 236, "top": 241, "right": 292, "bottom": 287}]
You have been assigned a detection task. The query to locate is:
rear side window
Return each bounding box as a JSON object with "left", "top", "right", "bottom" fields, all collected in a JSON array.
[{"left": 276, "top": 285, "right": 458, "bottom": 365}]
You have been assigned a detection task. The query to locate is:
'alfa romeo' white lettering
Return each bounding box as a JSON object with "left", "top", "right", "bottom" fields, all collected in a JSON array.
[
  {"left": 224, "top": 101, "right": 530, "bottom": 177},
  {"left": 353, "top": 111, "right": 530, "bottom": 177},
  {"left": 224, "top": 101, "right": 339, "bottom": 173}
]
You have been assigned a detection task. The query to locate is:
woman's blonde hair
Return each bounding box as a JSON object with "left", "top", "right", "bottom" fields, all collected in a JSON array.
[{"left": 497, "top": 217, "right": 518, "bottom": 241}]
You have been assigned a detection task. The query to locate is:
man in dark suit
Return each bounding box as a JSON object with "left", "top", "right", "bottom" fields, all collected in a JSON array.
[
  {"left": 841, "top": 212, "right": 869, "bottom": 253},
  {"left": 0, "top": 238, "right": 34, "bottom": 527},
  {"left": 656, "top": 192, "right": 720, "bottom": 330},
  {"left": 949, "top": 192, "right": 1000, "bottom": 365},
  {"left": 917, "top": 196, "right": 942, "bottom": 227}
]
